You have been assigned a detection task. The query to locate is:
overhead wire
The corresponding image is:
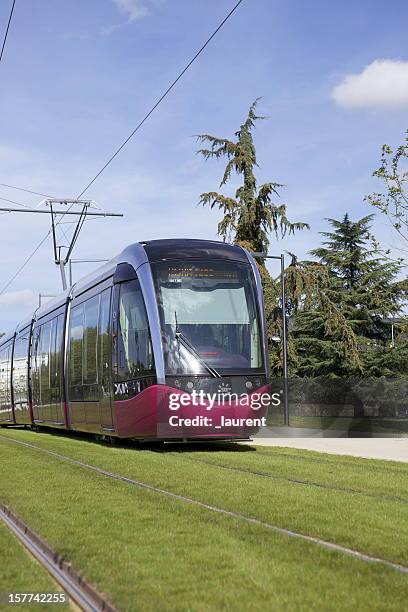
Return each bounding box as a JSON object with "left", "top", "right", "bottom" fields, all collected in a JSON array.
[
  {"left": 0, "top": 0, "right": 17, "bottom": 64},
  {"left": 0, "top": 233, "right": 51, "bottom": 296},
  {"left": 0, "top": 182, "right": 55, "bottom": 198},
  {"left": 76, "top": 0, "right": 244, "bottom": 199},
  {"left": 0, "top": 0, "right": 245, "bottom": 296},
  {"left": 0, "top": 195, "right": 30, "bottom": 208}
]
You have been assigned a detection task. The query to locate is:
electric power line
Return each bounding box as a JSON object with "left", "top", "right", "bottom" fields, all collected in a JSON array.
[
  {"left": 0, "top": 231, "right": 51, "bottom": 296},
  {"left": 0, "top": 0, "right": 245, "bottom": 297},
  {"left": 0, "top": 182, "right": 55, "bottom": 198},
  {"left": 0, "top": 214, "right": 107, "bottom": 296},
  {"left": 0, "top": 0, "right": 17, "bottom": 64},
  {"left": 76, "top": 0, "right": 244, "bottom": 199},
  {"left": 0, "top": 195, "right": 29, "bottom": 208}
]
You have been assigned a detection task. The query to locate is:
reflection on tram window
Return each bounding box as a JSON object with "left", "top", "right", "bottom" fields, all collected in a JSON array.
[
  {"left": 152, "top": 261, "right": 263, "bottom": 375},
  {"left": 117, "top": 280, "right": 154, "bottom": 380}
]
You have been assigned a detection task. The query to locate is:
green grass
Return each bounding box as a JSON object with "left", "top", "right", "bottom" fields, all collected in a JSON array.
[
  {"left": 2, "top": 428, "right": 406, "bottom": 563},
  {"left": 0, "top": 521, "right": 69, "bottom": 611},
  {"left": 0, "top": 428, "right": 407, "bottom": 611}
]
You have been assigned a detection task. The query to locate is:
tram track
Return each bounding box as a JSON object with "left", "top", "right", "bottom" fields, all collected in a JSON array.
[
  {"left": 0, "top": 503, "right": 117, "bottom": 612},
  {"left": 164, "top": 452, "right": 408, "bottom": 505},
  {"left": 1, "top": 433, "right": 408, "bottom": 576}
]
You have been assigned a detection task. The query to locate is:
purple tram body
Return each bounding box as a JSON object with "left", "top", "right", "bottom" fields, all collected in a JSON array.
[{"left": 0, "top": 240, "right": 270, "bottom": 440}]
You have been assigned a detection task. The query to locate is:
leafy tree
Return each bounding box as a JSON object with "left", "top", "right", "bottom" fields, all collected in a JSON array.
[
  {"left": 366, "top": 130, "right": 408, "bottom": 254},
  {"left": 196, "top": 99, "right": 308, "bottom": 373},
  {"left": 292, "top": 214, "right": 408, "bottom": 377}
]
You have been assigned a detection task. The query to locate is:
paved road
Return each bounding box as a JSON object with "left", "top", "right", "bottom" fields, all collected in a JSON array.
[
  {"left": 255, "top": 425, "right": 402, "bottom": 438},
  {"left": 246, "top": 430, "right": 408, "bottom": 462}
]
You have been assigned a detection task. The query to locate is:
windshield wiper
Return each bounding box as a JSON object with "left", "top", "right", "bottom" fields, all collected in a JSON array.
[{"left": 174, "top": 311, "right": 221, "bottom": 379}]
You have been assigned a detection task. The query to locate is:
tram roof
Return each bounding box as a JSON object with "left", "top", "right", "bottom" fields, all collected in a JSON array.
[
  {"left": 1, "top": 240, "right": 252, "bottom": 338},
  {"left": 140, "top": 239, "right": 248, "bottom": 263}
]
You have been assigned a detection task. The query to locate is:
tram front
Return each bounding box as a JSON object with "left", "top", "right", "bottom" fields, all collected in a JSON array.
[{"left": 147, "top": 240, "right": 273, "bottom": 440}]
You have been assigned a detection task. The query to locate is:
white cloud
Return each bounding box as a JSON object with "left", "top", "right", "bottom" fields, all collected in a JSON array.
[
  {"left": 62, "top": 31, "right": 89, "bottom": 41},
  {"left": 100, "top": 23, "right": 122, "bottom": 37},
  {"left": 102, "top": 0, "right": 162, "bottom": 37},
  {"left": 331, "top": 59, "right": 408, "bottom": 109},
  {"left": 0, "top": 290, "right": 36, "bottom": 307},
  {"left": 111, "top": 0, "right": 149, "bottom": 22}
]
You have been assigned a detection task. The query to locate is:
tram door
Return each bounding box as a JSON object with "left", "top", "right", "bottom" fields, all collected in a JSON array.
[
  {"left": 51, "top": 315, "right": 65, "bottom": 423},
  {"left": 32, "top": 313, "right": 65, "bottom": 424},
  {"left": 13, "top": 329, "right": 31, "bottom": 424},
  {"left": 68, "top": 286, "right": 113, "bottom": 431}
]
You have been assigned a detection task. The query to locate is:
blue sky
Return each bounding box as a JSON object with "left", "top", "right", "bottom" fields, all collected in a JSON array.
[{"left": 1, "top": 0, "right": 408, "bottom": 330}]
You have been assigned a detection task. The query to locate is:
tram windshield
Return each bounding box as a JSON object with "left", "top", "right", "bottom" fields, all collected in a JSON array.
[{"left": 151, "top": 260, "right": 263, "bottom": 375}]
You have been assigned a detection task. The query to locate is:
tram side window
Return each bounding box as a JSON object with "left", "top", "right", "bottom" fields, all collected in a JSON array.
[
  {"left": 83, "top": 296, "right": 99, "bottom": 386},
  {"left": 49, "top": 318, "right": 58, "bottom": 391},
  {"left": 31, "top": 327, "right": 41, "bottom": 405},
  {"left": 0, "top": 347, "right": 6, "bottom": 407},
  {"left": 98, "top": 289, "right": 111, "bottom": 383},
  {"left": 69, "top": 304, "right": 84, "bottom": 399},
  {"left": 118, "top": 281, "right": 154, "bottom": 380},
  {"left": 55, "top": 314, "right": 64, "bottom": 392},
  {"left": 40, "top": 322, "right": 52, "bottom": 407},
  {"left": 13, "top": 331, "right": 30, "bottom": 406},
  {"left": 49, "top": 315, "right": 64, "bottom": 397},
  {"left": 0, "top": 345, "right": 11, "bottom": 408}
]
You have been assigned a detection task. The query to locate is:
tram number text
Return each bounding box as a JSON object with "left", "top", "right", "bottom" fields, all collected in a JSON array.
[
  {"left": 114, "top": 382, "right": 130, "bottom": 395},
  {"left": 114, "top": 380, "right": 142, "bottom": 396}
]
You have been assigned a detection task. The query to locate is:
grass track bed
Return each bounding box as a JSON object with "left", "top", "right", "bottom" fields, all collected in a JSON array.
[
  {"left": 0, "top": 521, "right": 69, "bottom": 611},
  {"left": 166, "top": 451, "right": 408, "bottom": 504},
  {"left": 0, "top": 429, "right": 407, "bottom": 610},
  {"left": 1, "top": 429, "right": 407, "bottom": 565}
]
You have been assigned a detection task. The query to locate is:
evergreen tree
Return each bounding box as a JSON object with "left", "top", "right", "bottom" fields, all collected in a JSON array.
[
  {"left": 196, "top": 99, "right": 308, "bottom": 254},
  {"left": 196, "top": 99, "right": 308, "bottom": 373},
  {"left": 293, "top": 214, "right": 408, "bottom": 377}
]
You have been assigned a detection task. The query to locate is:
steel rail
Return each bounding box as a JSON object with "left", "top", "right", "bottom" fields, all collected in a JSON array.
[
  {"left": 0, "top": 504, "right": 117, "bottom": 612},
  {"left": 1, "top": 433, "right": 408, "bottom": 575},
  {"left": 163, "top": 452, "right": 408, "bottom": 505}
]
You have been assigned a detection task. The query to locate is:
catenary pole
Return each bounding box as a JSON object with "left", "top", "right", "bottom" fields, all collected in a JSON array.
[
  {"left": 0, "top": 203, "right": 123, "bottom": 290},
  {"left": 252, "top": 252, "right": 290, "bottom": 426}
]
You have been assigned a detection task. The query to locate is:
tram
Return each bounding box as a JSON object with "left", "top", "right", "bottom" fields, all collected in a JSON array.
[{"left": 0, "top": 239, "right": 270, "bottom": 440}]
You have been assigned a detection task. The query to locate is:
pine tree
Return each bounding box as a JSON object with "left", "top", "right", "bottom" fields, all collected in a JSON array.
[
  {"left": 196, "top": 99, "right": 308, "bottom": 373},
  {"left": 196, "top": 99, "right": 308, "bottom": 253},
  {"left": 293, "top": 214, "right": 407, "bottom": 377}
]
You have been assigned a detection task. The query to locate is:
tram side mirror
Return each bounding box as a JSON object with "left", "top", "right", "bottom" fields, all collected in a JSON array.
[{"left": 113, "top": 263, "right": 137, "bottom": 284}]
